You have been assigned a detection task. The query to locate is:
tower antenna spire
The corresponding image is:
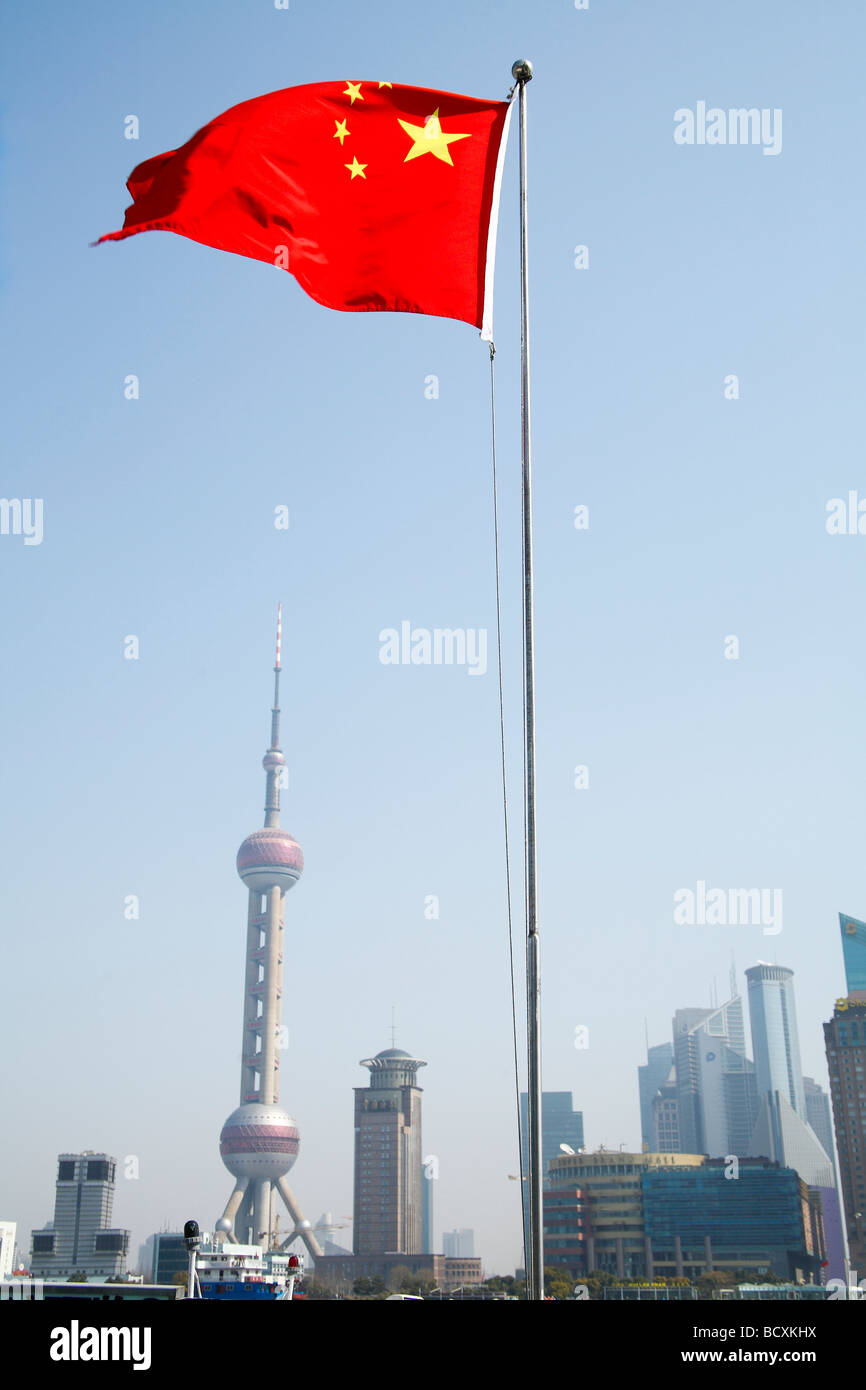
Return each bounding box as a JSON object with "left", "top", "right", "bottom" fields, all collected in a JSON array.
[
  {"left": 271, "top": 602, "right": 282, "bottom": 749},
  {"left": 263, "top": 605, "right": 284, "bottom": 828}
]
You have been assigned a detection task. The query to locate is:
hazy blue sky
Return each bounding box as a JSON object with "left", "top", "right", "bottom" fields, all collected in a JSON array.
[{"left": 1, "top": 1, "right": 864, "bottom": 1275}]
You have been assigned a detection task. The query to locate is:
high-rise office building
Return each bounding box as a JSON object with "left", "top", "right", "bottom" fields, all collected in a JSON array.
[
  {"left": 519, "top": 1091, "right": 584, "bottom": 1175},
  {"left": 723, "top": 1067, "right": 759, "bottom": 1154},
  {"left": 638, "top": 1043, "right": 674, "bottom": 1149},
  {"left": 421, "top": 1163, "right": 437, "bottom": 1254},
  {"left": 353, "top": 1046, "right": 426, "bottom": 1256},
  {"left": 804, "top": 1076, "right": 836, "bottom": 1176},
  {"left": 745, "top": 964, "right": 831, "bottom": 1183},
  {"left": 746, "top": 962, "right": 842, "bottom": 1277},
  {"left": 673, "top": 995, "right": 754, "bottom": 1156},
  {"left": 216, "top": 610, "right": 320, "bottom": 1257},
  {"left": 519, "top": 1091, "right": 585, "bottom": 1237},
  {"left": 150, "top": 1232, "right": 188, "bottom": 1285},
  {"left": 651, "top": 1080, "right": 680, "bottom": 1153},
  {"left": 839, "top": 912, "right": 866, "bottom": 999},
  {"left": 745, "top": 964, "right": 806, "bottom": 1117},
  {"left": 442, "top": 1228, "right": 475, "bottom": 1258},
  {"left": 30, "top": 1153, "right": 130, "bottom": 1279},
  {"left": 824, "top": 995, "right": 866, "bottom": 1272}
]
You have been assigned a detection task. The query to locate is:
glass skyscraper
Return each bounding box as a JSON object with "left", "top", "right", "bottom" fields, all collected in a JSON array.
[
  {"left": 824, "top": 918, "right": 866, "bottom": 1276},
  {"left": 519, "top": 1091, "right": 584, "bottom": 1238},
  {"left": 519, "top": 1091, "right": 585, "bottom": 1176},
  {"left": 747, "top": 962, "right": 843, "bottom": 1277},
  {"left": 824, "top": 1000, "right": 866, "bottom": 1273},
  {"left": 745, "top": 964, "right": 806, "bottom": 1117},
  {"left": 672, "top": 996, "right": 753, "bottom": 1156},
  {"left": 638, "top": 1042, "right": 674, "bottom": 1150},
  {"left": 839, "top": 913, "right": 866, "bottom": 996},
  {"left": 804, "top": 1076, "right": 837, "bottom": 1175}
]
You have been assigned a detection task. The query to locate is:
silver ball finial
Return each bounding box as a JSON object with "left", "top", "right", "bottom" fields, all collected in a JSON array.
[{"left": 511, "top": 59, "right": 534, "bottom": 84}]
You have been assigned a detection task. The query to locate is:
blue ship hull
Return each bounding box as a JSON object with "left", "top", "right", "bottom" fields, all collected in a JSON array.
[{"left": 199, "top": 1281, "right": 293, "bottom": 1300}]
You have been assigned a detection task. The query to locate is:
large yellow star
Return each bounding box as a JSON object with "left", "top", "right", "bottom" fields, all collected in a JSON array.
[
  {"left": 343, "top": 82, "right": 363, "bottom": 105},
  {"left": 334, "top": 119, "right": 350, "bottom": 144},
  {"left": 345, "top": 156, "right": 367, "bottom": 180},
  {"left": 398, "top": 108, "right": 470, "bottom": 165}
]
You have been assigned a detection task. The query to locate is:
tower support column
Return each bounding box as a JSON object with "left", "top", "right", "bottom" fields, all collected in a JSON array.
[{"left": 260, "top": 885, "right": 283, "bottom": 1105}]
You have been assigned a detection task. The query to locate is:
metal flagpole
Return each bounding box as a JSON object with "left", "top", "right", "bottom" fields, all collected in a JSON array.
[{"left": 511, "top": 57, "right": 543, "bottom": 1303}]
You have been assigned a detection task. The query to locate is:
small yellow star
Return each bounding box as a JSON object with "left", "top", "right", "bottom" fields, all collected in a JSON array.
[
  {"left": 398, "top": 107, "right": 470, "bottom": 165},
  {"left": 343, "top": 82, "right": 363, "bottom": 105},
  {"left": 345, "top": 156, "right": 367, "bottom": 179},
  {"left": 334, "top": 119, "right": 350, "bottom": 144},
  {"left": 378, "top": 82, "right": 393, "bottom": 89}
]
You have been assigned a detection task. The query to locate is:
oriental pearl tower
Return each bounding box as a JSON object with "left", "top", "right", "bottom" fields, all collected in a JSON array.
[{"left": 216, "top": 608, "right": 322, "bottom": 1259}]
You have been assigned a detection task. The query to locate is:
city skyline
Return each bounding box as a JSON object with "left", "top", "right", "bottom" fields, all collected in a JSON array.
[
  {"left": 2, "top": 1, "right": 865, "bottom": 1278},
  {"left": 14, "top": 940, "right": 855, "bottom": 1280}
]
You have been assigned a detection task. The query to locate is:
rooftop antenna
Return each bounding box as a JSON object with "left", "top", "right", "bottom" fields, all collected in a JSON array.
[
  {"left": 729, "top": 951, "right": 737, "bottom": 1000},
  {"left": 391, "top": 1005, "right": 396, "bottom": 1049}
]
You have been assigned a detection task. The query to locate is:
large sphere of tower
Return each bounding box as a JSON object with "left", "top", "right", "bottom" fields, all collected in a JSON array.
[
  {"left": 237, "top": 827, "right": 304, "bottom": 894},
  {"left": 219, "top": 1102, "right": 300, "bottom": 1181}
]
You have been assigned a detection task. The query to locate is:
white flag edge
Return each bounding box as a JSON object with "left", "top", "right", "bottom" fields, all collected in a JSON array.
[{"left": 480, "top": 94, "right": 516, "bottom": 343}]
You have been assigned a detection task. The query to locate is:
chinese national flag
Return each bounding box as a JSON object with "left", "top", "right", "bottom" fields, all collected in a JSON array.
[{"left": 97, "top": 80, "right": 512, "bottom": 336}]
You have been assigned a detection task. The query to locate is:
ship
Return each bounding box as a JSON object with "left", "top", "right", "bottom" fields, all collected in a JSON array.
[{"left": 193, "top": 1241, "right": 303, "bottom": 1301}]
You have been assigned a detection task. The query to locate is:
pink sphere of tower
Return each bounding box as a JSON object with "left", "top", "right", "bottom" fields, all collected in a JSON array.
[
  {"left": 220, "top": 1102, "right": 300, "bottom": 1181},
  {"left": 237, "top": 827, "right": 304, "bottom": 893}
]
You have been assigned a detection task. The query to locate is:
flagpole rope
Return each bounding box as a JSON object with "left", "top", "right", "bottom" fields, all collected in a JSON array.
[{"left": 488, "top": 340, "right": 528, "bottom": 1277}]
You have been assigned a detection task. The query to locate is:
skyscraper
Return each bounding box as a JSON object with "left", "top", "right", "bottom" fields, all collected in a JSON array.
[
  {"left": 804, "top": 1076, "right": 837, "bottom": 1177},
  {"left": 824, "top": 991, "right": 866, "bottom": 1272},
  {"left": 519, "top": 1092, "right": 585, "bottom": 1237},
  {"left": 353, "top": 1046, "right": 426, "bottom": 1256},
  {"left": 747, "top": 962, "right": 842, "bottom": 1277},
  {"left": 421, "top": 1160, "right": 437, "bottom": 1254},
  {"left": 638, "top": 1043, "right": 674, "bottom": 1150},
  {"left": 442, "top": 1229, "right": 475, "bottom": 1258},
  {"left": 745, "top": 964, "right": 806, "bottom": 1117},
  {"left": 651, "top": 1080, "right": 681, "bottom": 1153},
  {"left": 839, "top": 913, "right": 866, "bottom": 999},
  {"left": 519, "top": 1091, "right": 584, "bottom": 1174},
  {"left": 673, "top": 995, "right": 754, "bottom": 1156},
  {"left": 216, "top": 610, "right": 320, "bottom": 1257},
  {"left": 30, "top": 1153, "right": 129, "bottom": 1279}
]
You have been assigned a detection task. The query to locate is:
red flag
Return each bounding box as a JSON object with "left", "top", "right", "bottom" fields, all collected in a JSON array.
[{"left": 97, "top": 80, "right": 512, "bottom": 336}]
